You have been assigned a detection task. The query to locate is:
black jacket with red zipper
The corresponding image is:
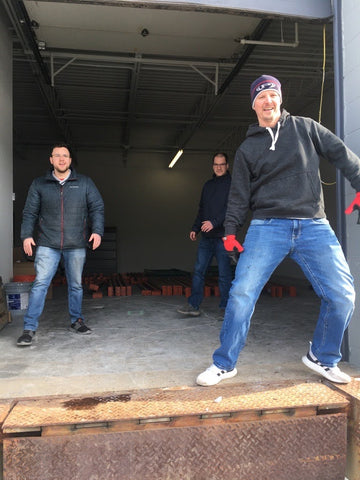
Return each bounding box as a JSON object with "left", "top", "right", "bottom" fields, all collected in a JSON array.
[{"left": 21, "top": 168, "right": 104, "bottom": 249}]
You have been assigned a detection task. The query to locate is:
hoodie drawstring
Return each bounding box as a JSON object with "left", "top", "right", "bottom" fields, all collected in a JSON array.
[{"left": 266, "top": 123, "right": 280, "bottom": 151}]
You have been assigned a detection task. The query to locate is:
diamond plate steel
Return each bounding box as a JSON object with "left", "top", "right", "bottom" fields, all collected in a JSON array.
[
  {"left": 0, "top": 400, "right": 13, "bottom": 447},
  {"left": 0, "top": 400, "right": 13, "bottom": 424},
  {"left": 3, "top": 413, "right": 347, "bottom": 480},
  {"left": 2, "top": 381, "right": 348, "bottom": 433},
  {"left": 333, "top": 380, "right": 360, "bottom": 479},
  {"left": 335, "top": 379, "right": 360, "bottom": 400}
]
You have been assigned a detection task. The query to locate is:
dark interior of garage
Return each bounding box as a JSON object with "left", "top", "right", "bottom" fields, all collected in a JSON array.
[
  {"left": 5, "top": 0, "right": 337, "bottom": 275},
  {"left": 1, "top": 3, "right": 360, "bottom": 480},
  {"left": 1, "top": 0, "right": 352, "bottom": 391}
]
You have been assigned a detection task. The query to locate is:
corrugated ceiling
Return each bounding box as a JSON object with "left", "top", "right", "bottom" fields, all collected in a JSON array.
[{"left": 3, "top": 0, "right": 334, "bottom": 164}]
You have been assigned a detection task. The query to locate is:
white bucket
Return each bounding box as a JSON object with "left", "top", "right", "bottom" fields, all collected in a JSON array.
[{"left": 4, "top": 282, "right": 32, "bottom": 312}]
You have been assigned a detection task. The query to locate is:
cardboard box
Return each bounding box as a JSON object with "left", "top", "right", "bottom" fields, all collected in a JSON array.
[{"left": 13, "top": 261, "right": 36, "bottom": 277}]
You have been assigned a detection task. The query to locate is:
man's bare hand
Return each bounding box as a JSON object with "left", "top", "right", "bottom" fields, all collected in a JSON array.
[
  {"left": 23, "top": 238, "right": 36, "bottom": 257},
  {"left": 89, "top": 233, "right": 102, "bottom": 250},
  {"left": 201, "top": 221, "right": 214, "bottom": 233}
]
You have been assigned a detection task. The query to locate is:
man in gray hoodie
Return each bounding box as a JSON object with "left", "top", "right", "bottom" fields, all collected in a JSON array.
[{"left": 197, "top": 75, "right": 360, "bottom": 386}]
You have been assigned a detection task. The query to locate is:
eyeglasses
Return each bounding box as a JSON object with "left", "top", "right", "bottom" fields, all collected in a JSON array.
[
  {"left": 213, "top": 163, "right": 227, "bottom": 167},
  {"left": 52, "top": 154, "right": 70, "bottom": 158}
]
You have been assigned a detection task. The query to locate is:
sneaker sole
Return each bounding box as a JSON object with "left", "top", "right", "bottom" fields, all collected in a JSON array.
[
  {"left": 177, "top": 310, "right": 201, "bottom": 317},
  {"left": 17, "top": 334, "right": 35, "bottom": 346},
  {"left": 301, "top": 355, "right": 351, "bottom": 384},
  {"left": 69, "top": 328, "right": 92, "bottom": 335},
  {"left": 196, "top": 367, "right": 238, "bottom": 386}
]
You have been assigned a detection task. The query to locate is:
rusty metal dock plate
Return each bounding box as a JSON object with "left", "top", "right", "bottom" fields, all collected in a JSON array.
[
  {"left": 0, "top": 400, "right": 14, "bottom": 443},
  {"left": 2, "top": 381, "right": 349, "bottom": 480},
  {"left": 0, "top": 400, "right": 13, "bottom": 425},
  {"left": 2, "top": 380, "right": 348, "bottom": 434},
  {"left": 331, "top": 379, "right": 360, "bottom": 480},
  {"left": 334, "top": 377, "right": 360, "bottom": 399}
]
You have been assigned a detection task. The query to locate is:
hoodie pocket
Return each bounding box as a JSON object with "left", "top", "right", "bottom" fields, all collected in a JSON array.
[{"left": 254, "top": 171, "right": 321, "bottom": 212}]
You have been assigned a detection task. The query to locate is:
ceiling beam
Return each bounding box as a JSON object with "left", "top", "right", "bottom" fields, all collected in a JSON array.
[
  {"left": 1, "top": 0, "right": 74, "bottom": 147},
  {"left": 173, "top": 18, "right": 272, "bottom": 156},
  {"left": 121, "top": 57, "right": 142, "bottom": 165}
]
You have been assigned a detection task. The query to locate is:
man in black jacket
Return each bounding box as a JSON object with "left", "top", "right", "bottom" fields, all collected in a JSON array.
[
  {"left": 177, "top": 152, "right": 232, "bottom": 317},
  {"left": 17, "top": 143, "right": 104, "bottom": 346},
  {"left": 197, "top": 75, "right": 360, "bottom": 386}
]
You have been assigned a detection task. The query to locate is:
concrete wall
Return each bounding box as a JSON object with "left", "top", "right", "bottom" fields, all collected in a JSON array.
[
  {"left": 0, "top": 8, "right": 13, "bottom": 283},
  {"left": 342, "top": 0, "right": 360, "bottom": 366}
]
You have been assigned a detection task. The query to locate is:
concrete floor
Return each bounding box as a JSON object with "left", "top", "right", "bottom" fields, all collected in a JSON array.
[{"left": 0, "top": 278, "right": 359, "bottom": 400}]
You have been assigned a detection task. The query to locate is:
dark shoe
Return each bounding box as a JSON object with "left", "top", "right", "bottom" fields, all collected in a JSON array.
[
  {"left": 17, "top": 330, "right": 36, "bottom": 346},
  {"left": 177, "top": 304, "right": 201, "bottom": 317},
  {"left": 70, "top": 318, "right": 92, "bottom": 335}
]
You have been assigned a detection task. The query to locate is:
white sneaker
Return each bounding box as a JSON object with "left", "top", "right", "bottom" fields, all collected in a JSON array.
[
  {"left": 177, "top": 304, "right": 201, "bottom": 317},
  {"left": 196, "top": 364, "right": 237, "bottom": 386},
  {"left": 302, "top": 350, "right": 351, "bottom": 384}
]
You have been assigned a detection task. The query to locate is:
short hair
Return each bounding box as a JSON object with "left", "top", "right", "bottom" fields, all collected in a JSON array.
[
  {"left": 50, "top": 143, "right": 72, "bottom": 157},
  {"left": 212, "top": 152, "right": 228, "bottom": 163}
]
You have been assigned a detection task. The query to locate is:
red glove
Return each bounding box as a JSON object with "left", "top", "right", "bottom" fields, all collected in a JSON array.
[
  {"left": 223, "top": 235, "right": 244, "bottom": 253},
  {"left": 345, "top": 192, "right": 360, "bottom": 215}
]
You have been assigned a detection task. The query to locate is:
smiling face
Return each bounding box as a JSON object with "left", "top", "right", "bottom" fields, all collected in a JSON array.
[
  {"left": 50, "top": 146, "right": 72, "bottom": 178},
  {"left": 252, "top": 90, "right": 281, "bottom": 128}
]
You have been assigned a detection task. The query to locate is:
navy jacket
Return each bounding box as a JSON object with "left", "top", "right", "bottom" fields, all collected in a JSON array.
[
  {"left": 21, "top": 168, "right": 104, "bottom": 249},
  {"left": 192, "top": 171, "right": 231, "bottom": 238}
]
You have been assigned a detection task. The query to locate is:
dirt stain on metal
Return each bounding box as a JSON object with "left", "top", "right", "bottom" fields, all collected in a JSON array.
[{"left": 63, "top": 394, "right": 131, "bottom": 410}]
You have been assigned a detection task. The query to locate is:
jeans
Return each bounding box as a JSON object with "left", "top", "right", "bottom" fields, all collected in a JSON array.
[
  {"left": 23, "top": 246, "right": 86, "bottom": 331},
  {"left": 213, "top": 218, "right": 355, "bottom": 370},
  {"left": 189, "top": 236, "right": 233, "bottom": 309}
]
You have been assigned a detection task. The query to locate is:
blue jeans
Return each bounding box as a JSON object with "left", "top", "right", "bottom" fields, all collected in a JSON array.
[
  {"left": 189, "top": 236, "right": 233, "bottom": 309},
  {"left": 213, "top": 219, "right": 355, "bottom": 369},
  {"left": 23, "top": 246, "right": 86, "bottom": 331}
]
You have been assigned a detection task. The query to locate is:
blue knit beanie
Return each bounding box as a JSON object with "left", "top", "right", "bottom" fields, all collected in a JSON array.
[{"left": 250, "top": 75, "right": 282, "bottom": 108}]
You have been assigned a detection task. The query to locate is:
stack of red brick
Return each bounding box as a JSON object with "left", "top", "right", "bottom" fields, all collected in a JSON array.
[{"left": 52, "top": 272, "right": 296, "bottom": 299}]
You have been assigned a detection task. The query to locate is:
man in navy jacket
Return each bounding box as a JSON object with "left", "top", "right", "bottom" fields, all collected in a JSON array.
[
  {"left": 17, "top": 143, "right": 104, "bottom": 346},
  {"left": 177, "top": 152, "right": 232, "bottom": 317}
]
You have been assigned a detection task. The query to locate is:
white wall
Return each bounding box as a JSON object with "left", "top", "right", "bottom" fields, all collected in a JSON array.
[
  {"left": 0, "top": 9, "right": 13, "bottom": 283},
  {"left": 342, "top": 0, "right": 360, "bottom": 366}
]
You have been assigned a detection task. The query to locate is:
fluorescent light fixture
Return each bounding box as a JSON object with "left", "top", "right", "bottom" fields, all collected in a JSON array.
[{"left": 168, "top": 149, "right": 183, "bottom": 168}]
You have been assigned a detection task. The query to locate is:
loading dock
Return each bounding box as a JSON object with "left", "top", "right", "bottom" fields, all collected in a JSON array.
[
  {"left": 1, "top": 382, "right": 350, "bottom": 479},
  {"left": 0, "top": 280, "right": 359, "bottom": 478},
  {"left": 1, "top": 1, "right": 360, "bottom": 478}
]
